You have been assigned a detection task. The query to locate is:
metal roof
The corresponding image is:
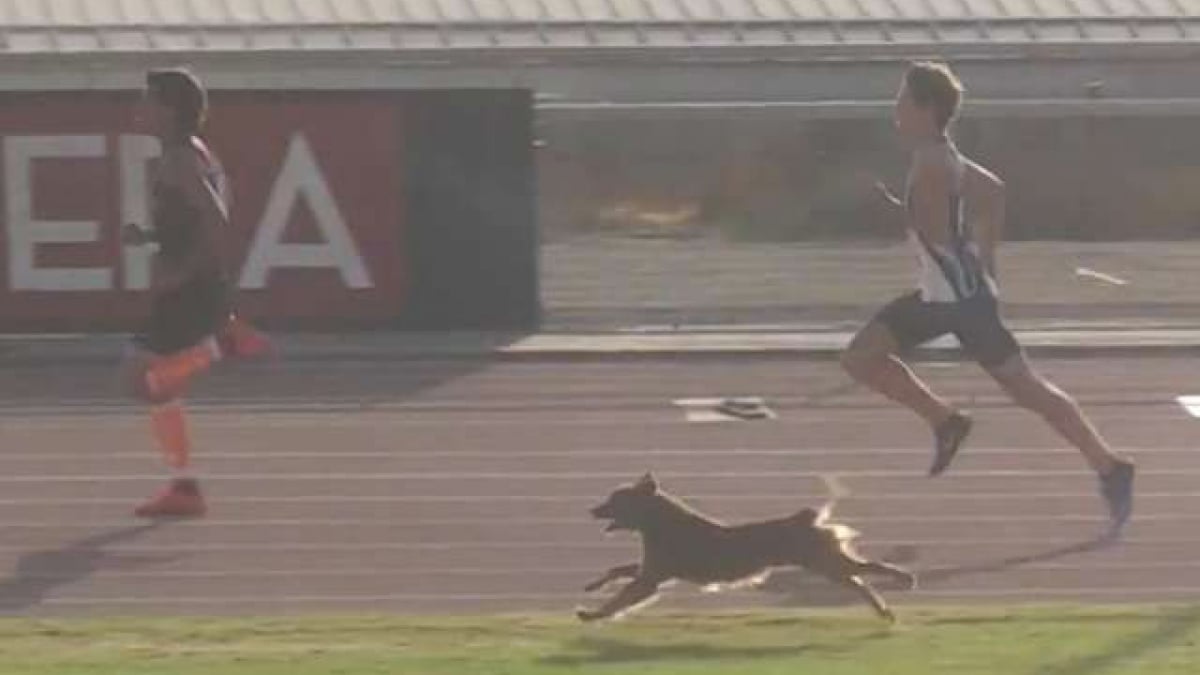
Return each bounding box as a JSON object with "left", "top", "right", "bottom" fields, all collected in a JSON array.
[{"left": 0, "top": 0, "right": 1195, "bottom": 55}]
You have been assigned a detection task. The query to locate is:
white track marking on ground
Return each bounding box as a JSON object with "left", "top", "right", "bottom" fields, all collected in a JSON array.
[
  {"left": 1, "top": 468, "right": 1199, "bottom": 483},
  {"left": 0, "top": 513, "right": 1196, "bottom": 530},
  {"left": 0, "top": 447, "right": 1195, "bottom": 461},
  {"left": 20, "top": 586, "right": 1200, "bottom": 611},
  {"left": 1178, "top": 396, "right": 1200, "bottom": 418},
  {"left": 683, "top": 409, "right": 740, "bottom": 423},
  {"left": 1074, "top": 267, "right": 1129, "bottom": 285},
  {"left": 672, "top": 397, "right": 765, "bottom": 407},
  {"left": 4, "top": 491, "right": 1200, "bottom": 506},
  {"left": 674, "top": 396, "right": 774, "bottom": 423},
  {"left": 1, "top": 536, "right": 1196, "bottom": 554},
  {"left": 6, "top": 561, "right": 1200, "bottom": 582}
]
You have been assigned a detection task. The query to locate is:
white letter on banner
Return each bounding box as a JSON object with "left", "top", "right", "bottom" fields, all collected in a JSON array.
[
  {"left": 5, "top": 135, "right": 112, "bottom": 291},
  {"left": 118, "top": 134, "right": 161, "bottom": 290},
  {"left": 239, "top": 133, "right": 371, "bottom": 290}
]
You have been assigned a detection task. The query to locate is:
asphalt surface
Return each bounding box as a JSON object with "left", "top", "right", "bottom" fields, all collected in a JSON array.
[{"left": 0, "top": 354, "right": 1198, "bottom": 617}]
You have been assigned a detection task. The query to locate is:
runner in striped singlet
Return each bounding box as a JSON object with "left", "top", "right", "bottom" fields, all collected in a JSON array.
[{"left": 839, "top": 62, "right": 1135, "bottom": 535}]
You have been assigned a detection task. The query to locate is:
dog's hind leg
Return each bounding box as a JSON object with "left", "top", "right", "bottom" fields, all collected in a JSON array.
[
  {"left": 855, "top": 560, "right": 918, "bottom": 590},
  {"left": 840, "top": 575, "right": 896, "bottom": 623},
  {"left": 583, "top": 563, "right": 640, "bottom": 592},
  {"left": 577, "top": 577, "right": 660, "bottom": 622}
]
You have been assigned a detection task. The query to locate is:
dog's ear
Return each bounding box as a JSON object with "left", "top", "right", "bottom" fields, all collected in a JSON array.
[{"left": 634, "top": 472, "right": 658, "bottom": 493}]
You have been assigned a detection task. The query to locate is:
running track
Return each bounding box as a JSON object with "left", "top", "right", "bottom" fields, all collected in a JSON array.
[{"left": 0, "top": 355, "right": 1198, "bottom": 617}]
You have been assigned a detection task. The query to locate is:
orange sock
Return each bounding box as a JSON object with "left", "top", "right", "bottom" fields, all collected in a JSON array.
[
  {"left": 151, "top": 401, "right": 191, "bottom": 471},
  {"left": 145, "top": 338, "right": 221, "bottom": 399}
]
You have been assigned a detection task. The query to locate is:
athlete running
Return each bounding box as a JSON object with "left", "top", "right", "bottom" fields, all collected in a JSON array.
[
  {"left": 121, "top": 68, "right": 272, "bottom": 518},
  {"left": 840, "top": 62, "right": 1135, "bottom": 534}
]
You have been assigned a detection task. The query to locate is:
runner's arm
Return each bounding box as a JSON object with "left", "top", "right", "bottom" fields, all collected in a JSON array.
[
  {"left": 964, "top": 160, "right": 1005, "bottom": 279},
  {"left": 154, "top": 152, "right": 225, "bottom": 290}
]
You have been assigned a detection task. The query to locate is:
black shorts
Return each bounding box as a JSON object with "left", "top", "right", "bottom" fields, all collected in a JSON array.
[
  {"left": 872, "top": 290, "right": 1021, "bottom": 367},
  {"left": 133, "top": 276, "right": 231, "bottom": 356}
]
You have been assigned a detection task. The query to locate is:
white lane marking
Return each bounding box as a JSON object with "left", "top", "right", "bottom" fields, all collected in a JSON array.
[
  {"left": 684, "top": 409, "right": 741, "bottom": 423},
  {"left": 674, "top": 396, "right": 776, "bottom": 423},
  {"left": 3, "top": 491, "right": 1200, "bottom": 508},
  {"left": 0, "top": 513, "right": 1197, "bottom": 530},
  {"left": 34, "top": 585, "right": 1200, "bottom": 607},
  {"left": 0, "top": 447, "right": 1194, "bottom": 461},
  {"left": 3, "top": 534, "right": 1200, "bottom": 556},
  {"left": 5, "top": 561, "right": 1200, "bottom": 582},
  {"left": 675, "top": 397, "right": 741, "bottom": 423},
  {"left": 1074, "top": 267, "right": 1129, "bottom": 285},
  {"left": 673, "top": 397, "right": 765, "bottom": 407},
  {"left": 1, "top": 468, "right": 1199, "bottom": 482},
  {"left": 1178, "top": 396, "right": 1200, "bottom": 417}
]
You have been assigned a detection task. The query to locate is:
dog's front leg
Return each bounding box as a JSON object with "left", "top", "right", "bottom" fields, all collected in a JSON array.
[
  {"left": 840, "top": 575, "right": 896, "bottom": 623},
  {"left": 856, "top": 560, "right": 918, "bottom": 590},
  {"left": 577, "top": 577, "right": 660, "bottom": 622},
  {"left": 583, "top": 563, "right": 640, "bottom": 592}
]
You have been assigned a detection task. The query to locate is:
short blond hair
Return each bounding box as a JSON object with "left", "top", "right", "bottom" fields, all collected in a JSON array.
[{"left": 904, "top": 61, "right": 964, "bottom": 131}]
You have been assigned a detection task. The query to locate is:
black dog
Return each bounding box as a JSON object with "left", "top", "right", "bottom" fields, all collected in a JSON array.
[{"left": 578, "top": 473, "right": 916, "bottom": 622}]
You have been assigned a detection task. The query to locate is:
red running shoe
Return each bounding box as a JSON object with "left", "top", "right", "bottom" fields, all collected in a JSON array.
[
  {"left": 134, "top": 478, "right": 207, "bottom": 519},
  {"left": 218, "top": 315, "right": 274, "bottom": 360}
]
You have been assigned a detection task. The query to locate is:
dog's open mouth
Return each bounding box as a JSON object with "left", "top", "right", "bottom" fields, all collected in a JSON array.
[
  {"left": 591, "top": 511, "right": 620, "bottom": 533},
  {"left": 590, "top": 502, "right": 626, "bottom": 533}
]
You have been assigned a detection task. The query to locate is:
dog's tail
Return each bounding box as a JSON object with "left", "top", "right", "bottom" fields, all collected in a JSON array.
[
  {"left": 808, "top": 474, "right": 851, "bottom": 525},
  {"left": 791, "top": 501, "right": 860, "bottom": 542},
  {"left": 824, "top": 522, "right": 861, "bottom": 543},
  {"left": 793, "top": 498, "right": 837, "bottom": 526}
]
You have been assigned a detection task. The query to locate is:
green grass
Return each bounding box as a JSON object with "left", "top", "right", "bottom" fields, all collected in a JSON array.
[{"left": 0, "top": 605, "right": 1197, "bottom": 675}]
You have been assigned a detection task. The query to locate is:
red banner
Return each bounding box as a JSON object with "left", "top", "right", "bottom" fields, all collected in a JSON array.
[{"left": 0, "top": 92, "right": 405, "bottom": 330}]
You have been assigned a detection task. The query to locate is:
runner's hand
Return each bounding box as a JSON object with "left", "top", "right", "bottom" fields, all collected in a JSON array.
[
  {"left": 857, "top": 171, "right": 903, "bottom": 209},
  {"left": 122, "top": 223, "right": 151, "bottom": 246},
  {"left": 873, "top": 180, "right": 903, "bottom": 208}
]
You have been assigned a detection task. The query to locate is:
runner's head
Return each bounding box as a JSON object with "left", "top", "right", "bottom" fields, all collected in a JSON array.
[
  {"left": 143, "top": 68, "right": 207, "bottom": 140},
  {"left": 895, "top": 61, "right": 963, "bottom": 140}
]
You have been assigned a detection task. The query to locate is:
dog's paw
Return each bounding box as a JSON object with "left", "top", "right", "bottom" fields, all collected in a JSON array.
[
  {"left": 906, "top": 572, "right": 919, "bottom": 591},
  {"left": 583, "top": 580, "right": 606, "bottom": 593}
]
